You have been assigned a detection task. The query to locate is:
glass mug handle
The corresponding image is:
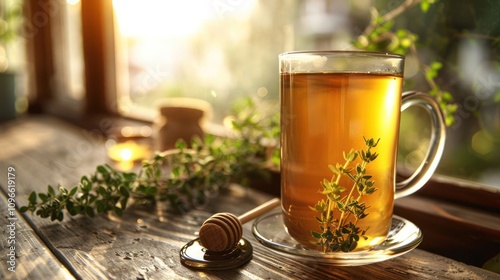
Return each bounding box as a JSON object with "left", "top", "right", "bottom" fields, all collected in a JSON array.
[{"left": 395, "top": 91, "right": 447, "bottom": 199}]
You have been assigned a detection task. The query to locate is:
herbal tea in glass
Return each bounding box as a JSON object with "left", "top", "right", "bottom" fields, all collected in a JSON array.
[{"left": 279, "top": 51, "right": 446, "bottom": 252}]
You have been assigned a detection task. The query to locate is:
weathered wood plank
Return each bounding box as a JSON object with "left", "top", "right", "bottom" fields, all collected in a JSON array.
[{"left": 0, "top": 191, "right": 74, "bottom": 280}]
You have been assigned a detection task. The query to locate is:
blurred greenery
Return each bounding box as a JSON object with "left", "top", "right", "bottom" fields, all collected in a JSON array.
[
  {"left": 0, "top": 0, "right": 22, "bottom": 72},
  {"left": 387, "top": 0, "right": 500, "bottom": 185}
]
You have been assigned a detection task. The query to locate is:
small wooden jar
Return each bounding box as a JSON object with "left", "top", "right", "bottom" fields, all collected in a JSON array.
[{"left": 155, "top": 98, "right": 212, "bottom": 151}]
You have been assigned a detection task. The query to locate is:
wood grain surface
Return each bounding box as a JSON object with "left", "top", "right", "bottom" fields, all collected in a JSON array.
[{"left": 1, "top": 116, "right": 499, "bottom": 280}]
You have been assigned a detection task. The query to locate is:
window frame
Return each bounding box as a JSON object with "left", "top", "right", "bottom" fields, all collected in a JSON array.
[{"left": 25, "top": 0, "right": 118, "bottom": 126}]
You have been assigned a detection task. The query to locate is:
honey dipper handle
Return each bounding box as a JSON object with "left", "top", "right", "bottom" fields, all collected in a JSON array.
[{"left": 238, "top": 198, "right": 281, "bottom": 225}]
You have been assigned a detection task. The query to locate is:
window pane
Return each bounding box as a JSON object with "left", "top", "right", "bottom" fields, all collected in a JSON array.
[
  {"left": 64, "top": 0, "right": 84, "bottom": 99},
  {"left": 113, "top": 0, "right": 313, "bottom": 122},
  {"left": 52, "top": 0, "right": 84, "bottom": 102},
  {"left": 392, "top": 0, "right": 500, "bottom": 188},
  {"left": 111, "top": 0, "right": 500, "bottom": 189}
]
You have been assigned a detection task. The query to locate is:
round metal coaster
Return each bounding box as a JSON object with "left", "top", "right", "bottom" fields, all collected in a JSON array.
[{"left": 179, "top": 238, "right": 253, "bottom": 270}]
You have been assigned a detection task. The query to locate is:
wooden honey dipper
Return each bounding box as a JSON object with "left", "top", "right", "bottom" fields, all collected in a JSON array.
[{"left": 198, "top": 198, "right": 280, "bottom": 252}]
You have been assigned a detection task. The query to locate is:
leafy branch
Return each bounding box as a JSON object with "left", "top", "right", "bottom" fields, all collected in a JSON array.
[
  {"left": 353, "top": 0, "right": 457, "bottom": 126},
  {"left": 21, "top": 97, "right": 280, "bottom": 221},
  {"left": 310, "top": 137, "right": 379, "bottom": 252}
]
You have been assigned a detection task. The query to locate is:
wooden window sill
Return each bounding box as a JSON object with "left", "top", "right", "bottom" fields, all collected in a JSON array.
[
  {"left": 253, "top": 170, "right": 500, "bottom": 269},
  {"left": 395, "top": 192, "right": 500, "bottom": 267}
]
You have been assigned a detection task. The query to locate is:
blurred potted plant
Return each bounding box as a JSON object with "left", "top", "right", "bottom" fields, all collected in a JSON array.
[{"left": 0, "top": 0, "right": 22, "bottom": 122}]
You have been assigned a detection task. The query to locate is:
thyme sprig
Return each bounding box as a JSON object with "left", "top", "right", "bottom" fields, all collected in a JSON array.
[
  {"left": 20, "top": 139, "right": 224, "bottom": 220},
  {"left": 20, "top": 97, "right": 279, "bottom": 221},
  {"left": 310, "top": 137, "right": 380, "bottom": 252}
]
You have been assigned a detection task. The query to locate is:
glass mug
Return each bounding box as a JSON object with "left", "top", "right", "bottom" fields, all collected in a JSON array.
[{"left": 280, "top": 51, "right": 446, "bottom": 252}]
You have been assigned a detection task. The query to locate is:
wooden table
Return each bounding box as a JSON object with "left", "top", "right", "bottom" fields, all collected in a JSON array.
[{"left": 1, "top": 116, "right": 499, "bottom": 280}]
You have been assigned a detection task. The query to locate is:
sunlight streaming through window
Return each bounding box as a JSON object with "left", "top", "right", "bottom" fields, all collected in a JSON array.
[{"left": 112, "top": 0, "right": 275, "bottom": 122}]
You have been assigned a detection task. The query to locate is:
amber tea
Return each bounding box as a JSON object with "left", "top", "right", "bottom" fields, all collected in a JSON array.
[
  {"left": 281, "top": 72, "right": 402, "bottom": 250},
  {"left": 279, "top": 51, "right": 446, "bottom": 253}
]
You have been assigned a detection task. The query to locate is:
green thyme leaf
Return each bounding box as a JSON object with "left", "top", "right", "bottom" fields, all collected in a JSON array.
[{"left": 310, "top": 137, "right": 380, "bottom": 252}]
